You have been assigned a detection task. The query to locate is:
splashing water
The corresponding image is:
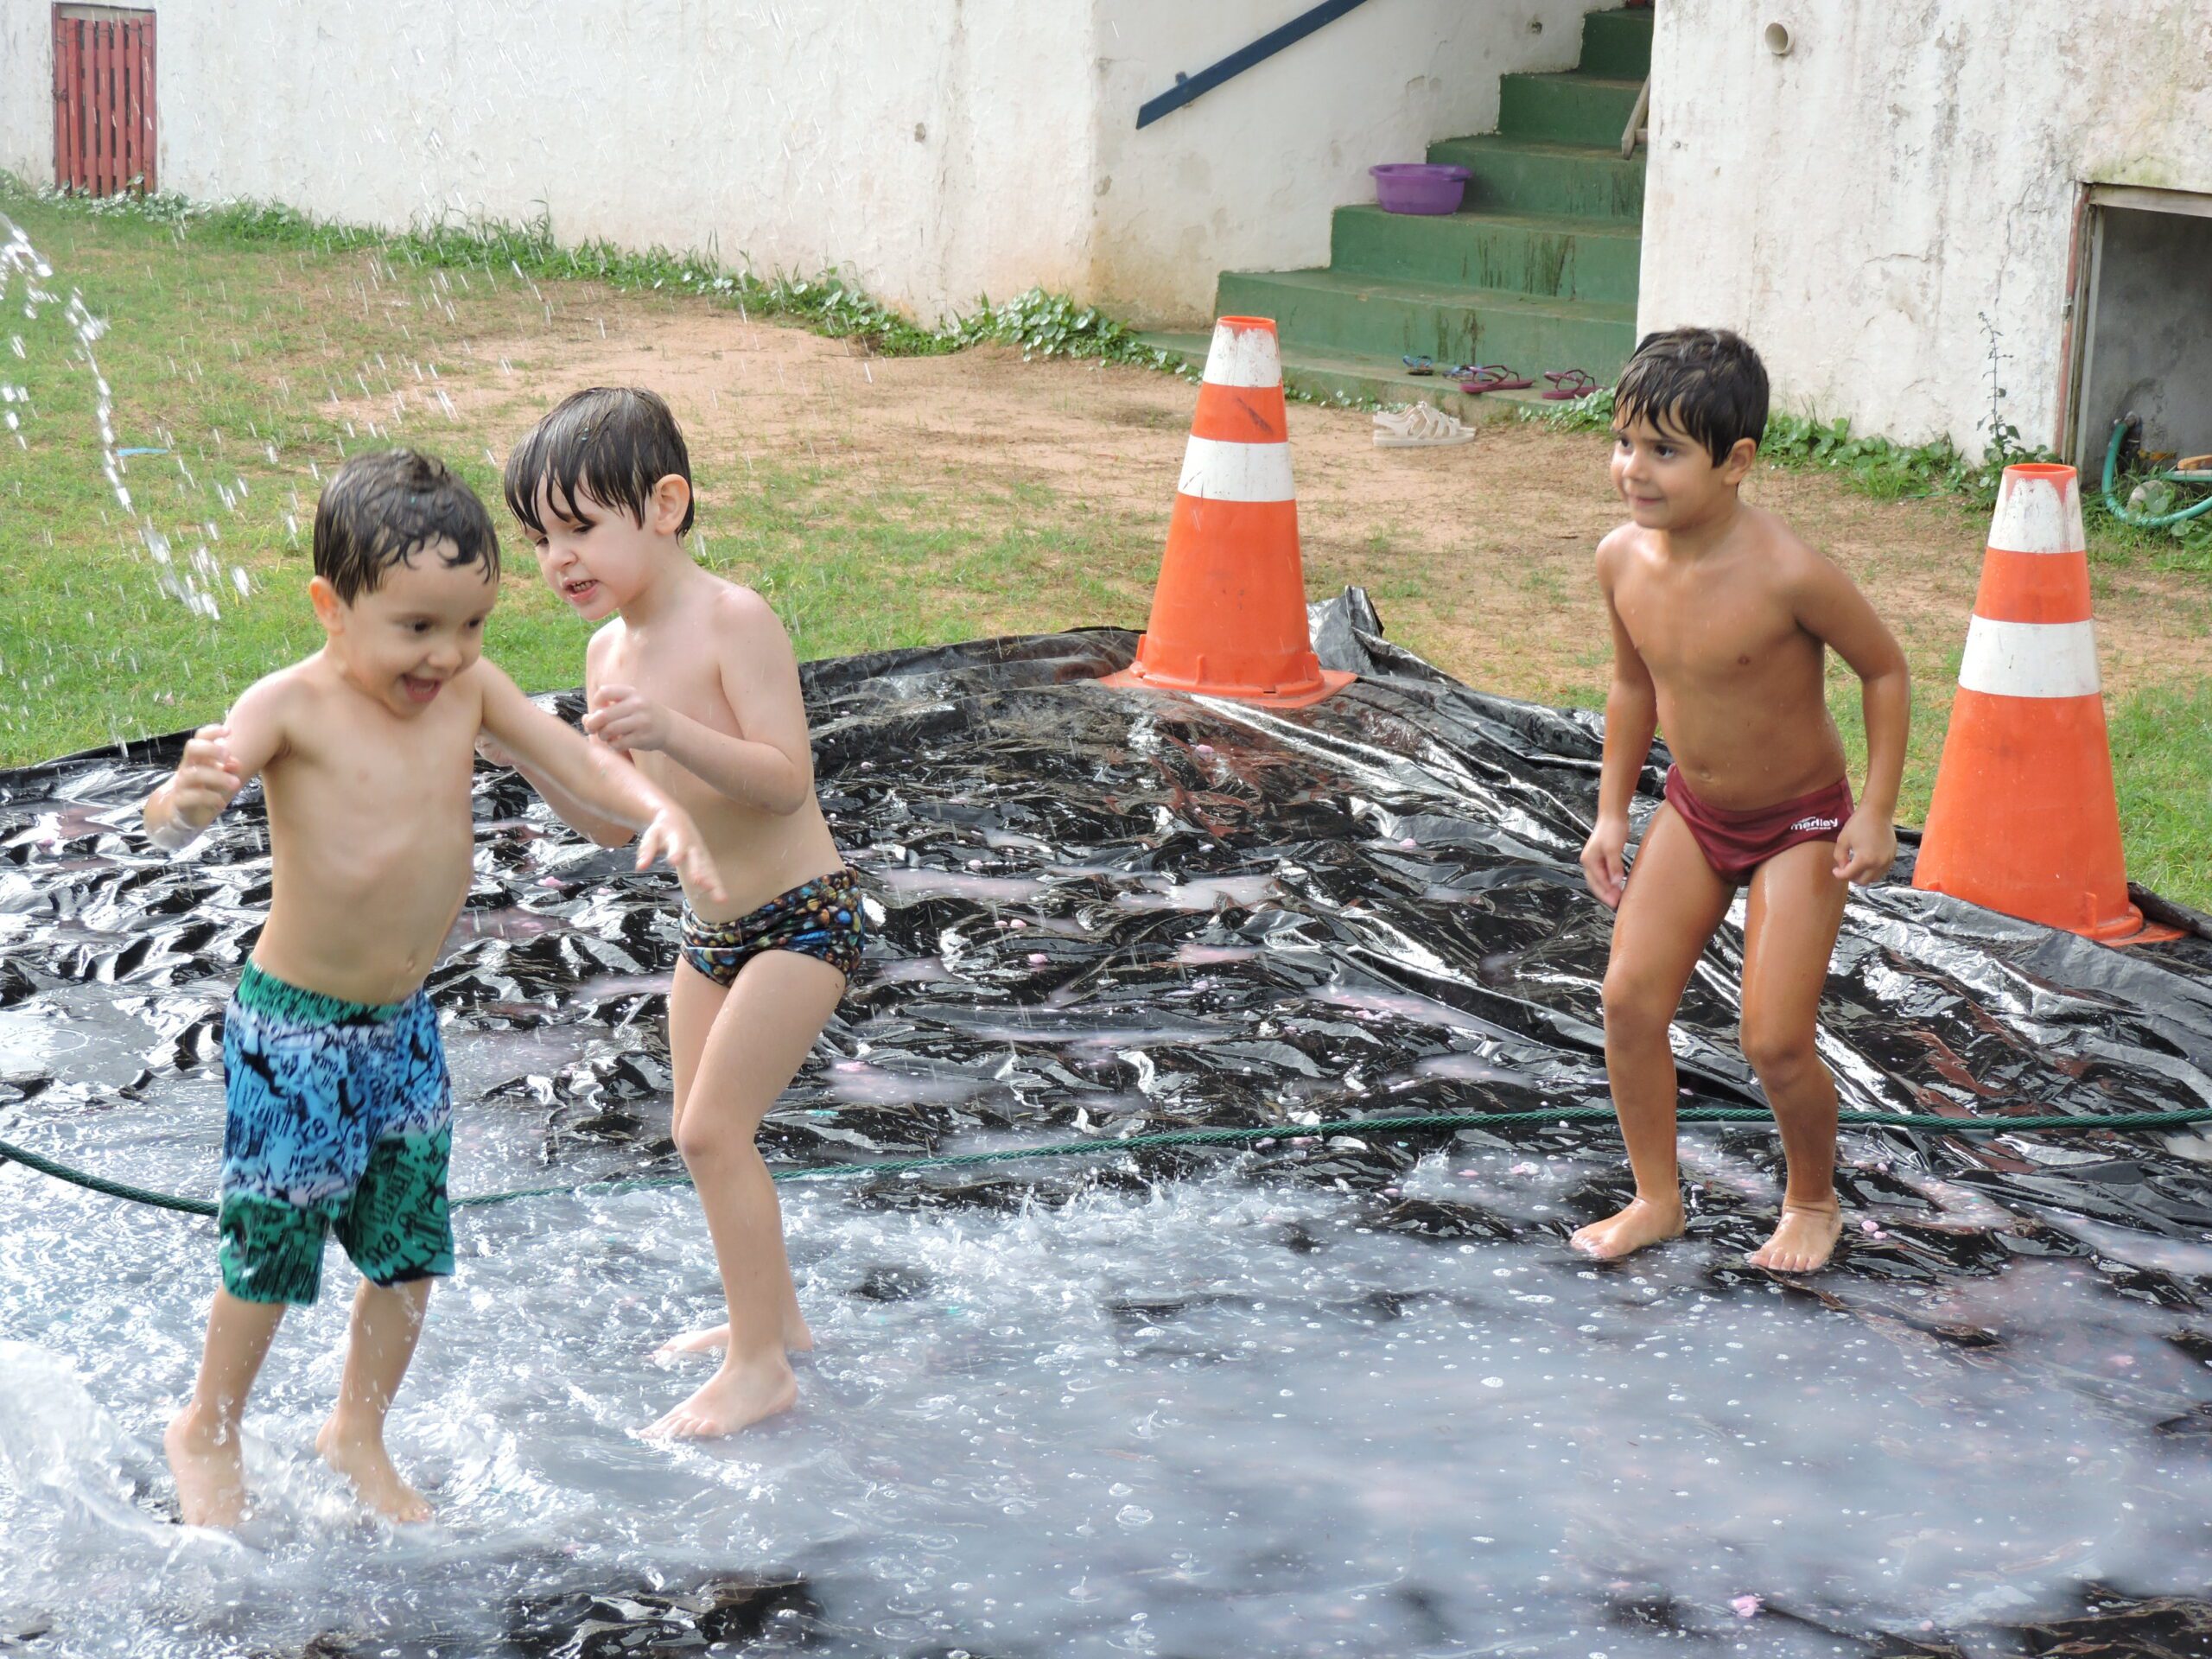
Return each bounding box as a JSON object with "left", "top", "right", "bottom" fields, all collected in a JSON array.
[
  {"left": 4, "top": 1133, "right": 2210, "bottom": 1658},
  {"left": 2, "top": 208, "right": 234, "bottom": 621}
]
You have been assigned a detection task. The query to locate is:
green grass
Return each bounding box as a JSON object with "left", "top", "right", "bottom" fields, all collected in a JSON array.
[
  {"left": 21, "top": 181, "right": 1188, "bottom": 371},
  {"left": 2109, "top": 681, "right": 2212, "bottom": 914},
  {"left": 0, "top": 180, "right": 1133, "bottom": 761}
]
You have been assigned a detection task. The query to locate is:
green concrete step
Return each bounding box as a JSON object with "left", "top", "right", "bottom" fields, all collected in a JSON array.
[
  {"left": 1329, "top": 204, "right": 1640, "bottom": 304},
  {"left": 1497, "top": 72, "right": 1644, "bottom": 147},
  {"left": 1136, "top": 331, "right": 1558, "bottom": 423},
  {"left": 1213, "top": 266, "right": 1637, "bottom": 377},
  {"left": 1427, "top": 135, "right": 1645, "bottom": 222},
  {"left": 1579, "top": 8, "right": 1654, "bottom": 79}
]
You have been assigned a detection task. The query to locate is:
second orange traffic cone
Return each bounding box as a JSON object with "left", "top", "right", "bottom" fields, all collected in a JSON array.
[
  {"left": 1102, "top": 316, "right": 1352, "bottom": 708},
  {"left": 1912, "top": 462, "right": 2177, "bottom": 944}
]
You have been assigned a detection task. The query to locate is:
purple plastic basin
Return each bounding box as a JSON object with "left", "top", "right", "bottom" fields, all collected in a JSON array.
[{"left": 1370, "top": 162, "right": 1470, "bottom": 216}]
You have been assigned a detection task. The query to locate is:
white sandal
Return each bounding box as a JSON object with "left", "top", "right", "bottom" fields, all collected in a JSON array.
[{"left": 1373, "top": 402, "right": 1477, "bottom": 448}]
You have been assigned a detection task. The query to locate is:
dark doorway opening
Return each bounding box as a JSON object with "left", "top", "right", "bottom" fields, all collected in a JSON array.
[{"left": 2069, "top": 185, "right": 2212, "bottom": 469}]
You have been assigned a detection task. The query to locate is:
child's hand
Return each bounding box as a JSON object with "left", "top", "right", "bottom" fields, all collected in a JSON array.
[
  {"left": 583, "top": 685, "right": 670, "bottom": 753},
  {"left": 474, "top": 732, "right": 518, "bottom": 770},
  {"left": 1580, "top": 817, "right": 1631, "bottom": 909},
  {"left": 168, "top": 725, "right": 245, "bottom": 829},
  {"left": 1832, "top": 808, "right": 1897, "bottom": 886},
  {"left": 635, "top": 806, "right": 728, "bottom": 905},
  {"left": 146, "top": 725, "right": 244, "bottom": 850}
]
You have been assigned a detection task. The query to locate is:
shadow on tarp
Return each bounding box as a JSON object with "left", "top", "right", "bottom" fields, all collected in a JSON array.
[{"left": 3, "top": 590, "right": 2212, "bottom": 1655}]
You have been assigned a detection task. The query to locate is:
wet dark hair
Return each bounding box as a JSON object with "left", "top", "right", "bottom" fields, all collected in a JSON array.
[
  {"left": 313, "top": 448, "right": 499, "bottom": 604},
  {"left": 1613, "top": 327, "right": 1770, "bottom": 466},
  {"left": 502, "top": 385, "right": 696, "bottom": 538}
]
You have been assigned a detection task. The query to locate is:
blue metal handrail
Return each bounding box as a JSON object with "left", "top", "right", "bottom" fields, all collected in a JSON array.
[{"left": 1135, "top": 0, "right": 1376, "bottom": 130}]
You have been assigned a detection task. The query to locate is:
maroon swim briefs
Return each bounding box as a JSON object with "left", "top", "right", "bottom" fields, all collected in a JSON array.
[{"left": 1662, "top": 766, "right": 1853, "bottom": 886}]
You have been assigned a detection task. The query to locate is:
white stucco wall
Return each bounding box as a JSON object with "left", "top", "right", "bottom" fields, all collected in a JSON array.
[
  {"left": 2, "top": 0, "right": 1608, "bottom": 327},
  {"left": 5, "top": 1, "right": 1096, "bottom": 321},
  {"left": 1638, "top": 1, "right": 2212, "bottom": 456},
  {"left": 0, "top": 3, "right": 49, "bottom": 177},
  {"left": 1089, "top": 0, "right": 1605, "bottom": 322}
]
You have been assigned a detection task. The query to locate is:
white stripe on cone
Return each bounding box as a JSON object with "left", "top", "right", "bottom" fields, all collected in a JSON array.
[
  {"left": 1178, "top": 435, "right": 1294, "bottom": 503},
  {"left": 1956, "top": 616, "right": 2101, "bottom": 698},
  {"left": 1202, "top": 321, "right": 1284, "bottom": 389},
  {"left": 1986, "top": 470, "right": 2085, "bottom": 556}
]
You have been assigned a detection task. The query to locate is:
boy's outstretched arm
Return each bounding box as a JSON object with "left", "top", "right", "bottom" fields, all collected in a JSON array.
[
  {"left": 142, "top": 680, "right": 289, "bottom": 850},
  {"left": 581, "top": 590, "right": 814, "bottom": 817},
  {"left": 1582, "top": 541, "right": 1659, "bottom": 909},
  {"left": 477, "top": 663, "right": 727, "bottom": 902},
  {"left": 478, "top": 729, "right": 640, "bottom": 849},
  {"left": 1793, "top": 557, "right": 1910, "bottom": 884}
]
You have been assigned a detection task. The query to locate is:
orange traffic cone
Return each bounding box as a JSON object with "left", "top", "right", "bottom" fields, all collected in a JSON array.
[
  {"left": 1102, "top": 316, "right": 1353, "bottom": 708},
  {"left": 1913, "top": 462, "right": 2178, "bottom": 944}
]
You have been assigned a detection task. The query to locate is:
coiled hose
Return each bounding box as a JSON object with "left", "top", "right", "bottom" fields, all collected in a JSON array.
[{"left": 2102, "top": 415, "right": 2212, "bottom": 529}]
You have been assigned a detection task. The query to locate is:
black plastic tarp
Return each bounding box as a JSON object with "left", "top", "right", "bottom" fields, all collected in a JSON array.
[
  {"left": 4, "top": 593, "right": 2212, "bottom": 1654},
  {"left": 5, "top": 590, "right": 2212, "bottom": 1270}
]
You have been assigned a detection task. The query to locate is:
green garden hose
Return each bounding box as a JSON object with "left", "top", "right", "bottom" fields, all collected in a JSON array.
[
  {"left": 2103, "top": 415, "right": 2212, "bottom": 530},
  {"left": 8, "top": 1103, "right": 2212, "bottom": 1222}
]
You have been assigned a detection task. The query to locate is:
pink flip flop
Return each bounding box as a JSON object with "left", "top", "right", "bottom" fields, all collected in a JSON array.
[
  {"left": 1460, "top": 365, "right": 1534, "bottom": 393},
  {"left": 1541, "top": 369, "right": 1599, "bottom": 400}
]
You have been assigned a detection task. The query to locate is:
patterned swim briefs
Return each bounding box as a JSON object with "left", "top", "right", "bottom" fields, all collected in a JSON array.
[
  {"left": 679, "top": 868, "right": 866, "bottom": 988},
  {"left": 217, "top": 962, "right": 454, "bottom": 1305}
]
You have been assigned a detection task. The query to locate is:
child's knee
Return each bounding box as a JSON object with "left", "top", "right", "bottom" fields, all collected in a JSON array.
[
  {"left": 673, "top": 1109, "right": 754, "bottom": 1166},
  {"left": 1601, "top": 969, "right": 1676, "bottom": 1040},
  {"left": 1739, "top": 1017, "right": 1819, "bottom": 1087}
]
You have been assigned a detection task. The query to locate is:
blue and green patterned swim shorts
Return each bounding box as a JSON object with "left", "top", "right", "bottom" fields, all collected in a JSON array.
[{"left": 217, "top": 962, "right": 454, "bottom": 1306}]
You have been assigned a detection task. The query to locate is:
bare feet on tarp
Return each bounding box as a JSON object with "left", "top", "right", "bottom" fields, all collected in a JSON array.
[
  {"left": 644, "top": 1351, "right": 798, "bottom": 1440},
  {"left": 165, "top": 1405, "right": 249, "bottom": 1529},
  {"left": 1746, "top": 1200, "right": 1843, "bottom": 1274},
  {"left": 1569, "top": 1194, "right": 1687, "bottom": 1261},
  {"left": 316, "top": 1414, "right": 432, "bottom": 1523}
]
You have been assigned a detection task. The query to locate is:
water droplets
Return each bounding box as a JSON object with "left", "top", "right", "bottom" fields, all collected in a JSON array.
[{"left": 3, "top": 210, "right": 225, "bottom": 622}]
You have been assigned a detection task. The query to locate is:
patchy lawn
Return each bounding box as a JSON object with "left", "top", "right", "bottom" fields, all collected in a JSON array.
[{"left": 3, "top": 187, "right": 2206, "bottom": 906}]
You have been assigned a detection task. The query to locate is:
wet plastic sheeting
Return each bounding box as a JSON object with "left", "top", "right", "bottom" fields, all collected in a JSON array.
[{"left": 3, "top": 594, "right": 2212, "bottom": 1656}]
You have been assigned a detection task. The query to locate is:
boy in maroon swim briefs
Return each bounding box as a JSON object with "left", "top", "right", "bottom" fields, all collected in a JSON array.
[{"left": 1573, "top": 328, "right": 1910, "bottom": 1273}]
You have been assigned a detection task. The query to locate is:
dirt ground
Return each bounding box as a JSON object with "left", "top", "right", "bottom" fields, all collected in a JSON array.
[{"left": 424, "top": 297, "right": 2212, "bottom": 714}]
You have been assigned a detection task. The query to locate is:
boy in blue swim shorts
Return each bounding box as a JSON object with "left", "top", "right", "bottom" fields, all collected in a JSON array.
[
  {"left": 143, "top": 448, "right": 721, "bottom": 1529},
  {"left": 497, "top": 389, "right": 862, "bottom": 1440},
  {"left": 216, "top": 965, "right": 455, "bottom": 1306}
]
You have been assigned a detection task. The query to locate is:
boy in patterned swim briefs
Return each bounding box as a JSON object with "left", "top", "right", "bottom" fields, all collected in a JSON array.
[
  {"left": 500, "top": 388, "right": 863, "bottom": 1438},
  {"left": 1573, "top": 329, "right": 1910, "bottom": 1274},
  {"left": 144, "top": 449, "right": 721, "bottom": 1529}
]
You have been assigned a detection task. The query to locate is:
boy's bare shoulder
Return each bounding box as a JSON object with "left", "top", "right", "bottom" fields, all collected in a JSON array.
[
  {"left": 702, "top": 578, "right": 789, "bottom": 645},
  {"left": 1740, "top": 505, "right": 1844, "bottom": 594},
  {"left": 582, "top": 616, "right": 627, "bottom": 671},
  {"left": 230, "top": 656, "right": 352, "bottom": 772},
  {"left": 1594, "top": 520, "right": 1648, "bottom": 582},
  {"left": 232, "top": 657, "right": 321, "bottom": 734}
]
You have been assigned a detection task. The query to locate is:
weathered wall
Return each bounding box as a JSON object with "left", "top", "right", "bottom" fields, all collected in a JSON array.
[
  {"left": 1638, "top": 1, "right": 2212, "bottom": 456},
  {"left": 2, "top": 1, "right": 1606, "bottom": 327},
  {"left": 0, "top": 4, "right": 48, "bottom": 179},
  {"left": 3, "top": 1, "right": 1096, "bottom": 321},
  {"left": 1088, "top": 0, "right": 1606, "bottom": 324}
]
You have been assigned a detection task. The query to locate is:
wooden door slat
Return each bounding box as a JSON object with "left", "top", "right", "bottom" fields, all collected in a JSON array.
[
  {"left": 104, "top": 20, "right": 120, "bottom": 195},
  {"left": 61, "top": 16, "right": 83, "bottom": 192},
  {"left": 90, "top": 20, "right": 108, "bottom": 196},
  {"left": 137, "top": 17, "right": 156, "bottom": 192}
]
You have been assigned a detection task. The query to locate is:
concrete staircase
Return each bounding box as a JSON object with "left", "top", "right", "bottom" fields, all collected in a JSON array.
[{"left": 1141, "top": 6, "right": 1649, "bottom": 417}]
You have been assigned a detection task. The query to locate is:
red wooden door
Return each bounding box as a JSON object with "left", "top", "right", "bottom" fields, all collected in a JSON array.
[{"left": 52, "top": 7, "right": 157, "bottom": 196}]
